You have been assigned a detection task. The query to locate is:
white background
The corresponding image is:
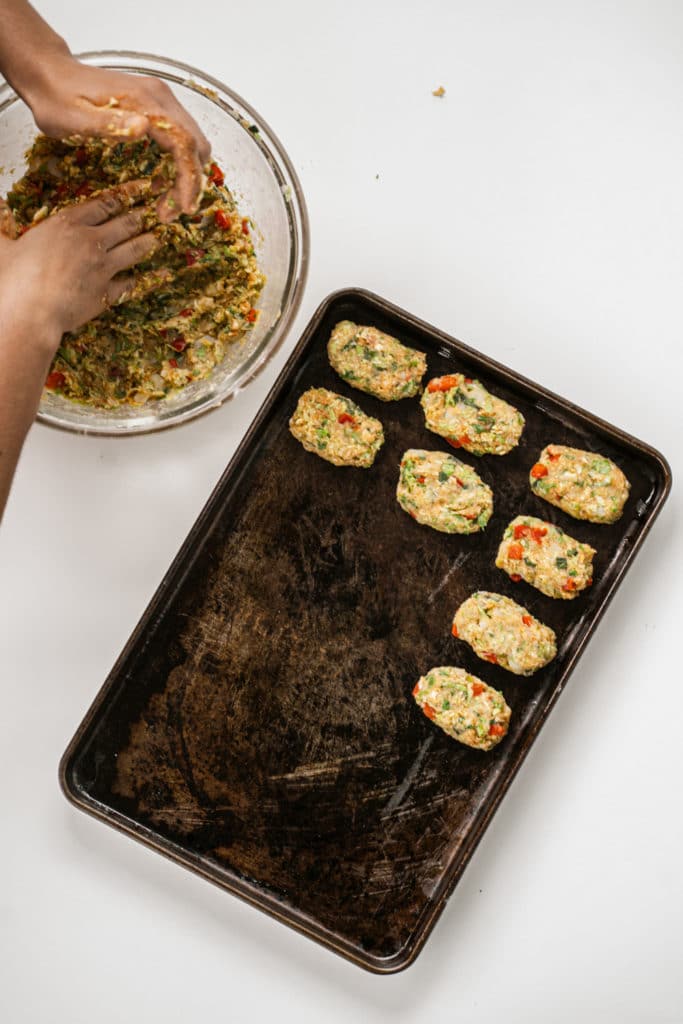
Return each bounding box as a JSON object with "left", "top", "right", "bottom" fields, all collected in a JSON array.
[{"left": 1, "top": 2, "right": 682, "bottom": 1021}]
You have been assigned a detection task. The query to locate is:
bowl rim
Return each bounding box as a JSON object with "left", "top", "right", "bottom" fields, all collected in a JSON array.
[{"left": 0, "top": 50, "right": 310, "bottom": 437}]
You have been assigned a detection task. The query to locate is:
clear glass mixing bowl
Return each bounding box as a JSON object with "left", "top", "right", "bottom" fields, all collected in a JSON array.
[{"left": 0, "top": 51, "right": 310, "bottom": 435}]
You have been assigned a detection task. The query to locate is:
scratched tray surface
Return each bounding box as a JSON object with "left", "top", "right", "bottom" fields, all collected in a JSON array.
[{"left": 61, "top": 289, "right": 669, "bottom": 972}]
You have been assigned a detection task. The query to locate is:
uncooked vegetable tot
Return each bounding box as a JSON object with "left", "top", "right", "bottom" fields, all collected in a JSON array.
[
  {"left": 421, "top": 373, "right": 524, "bottom": 456},
  {"left": 452, "top": 591, "right": 557, "bottom": 675},
  {"left": 289, "top": 387, "right": 384, "bottom": 468},
  {"left": 495, "top": 515, "right": 595, "bottom": 599},
  {"left": 412, "top": 666, "right": 511, "bottom": 751},
  {"left": 327, "top": 321, "right": 427, "bottom": 400},
  {"left": 396, "top": 449, "right": 493, "bottom": 533},
  {"left": 530, "top": 445, "right": 630, "bottom": 524}
]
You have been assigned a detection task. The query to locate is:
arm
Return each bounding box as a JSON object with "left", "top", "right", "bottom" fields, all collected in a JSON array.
[
  {"left": 0, "top": 2, "right": 213, "bottom": 520},
  {"left": 0, "top": 317, "right": 57, "bottom": 521},
  {"left": 0, "top": 187, "right": 157, "bottom": 522},
  {"left": 0, "top": 0, "right": 211, "bottom": 221}
]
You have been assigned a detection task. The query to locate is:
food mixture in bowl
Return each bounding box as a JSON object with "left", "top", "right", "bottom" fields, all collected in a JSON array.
[{"left": 6, "top": 135, "right": 265, "bottom": 408}]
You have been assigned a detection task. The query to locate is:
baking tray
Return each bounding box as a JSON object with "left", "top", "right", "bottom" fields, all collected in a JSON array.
[{"left": 60, "top": 288, "right": 671, "bottom": 973}]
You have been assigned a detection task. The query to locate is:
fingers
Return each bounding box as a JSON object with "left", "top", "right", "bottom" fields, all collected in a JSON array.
[
  {"left": 146, "top": 79, "right": 211, "bottom": 164},
  {"left": 96, "top": 208, "right": 147, "bottom": 251},
  {"left": 105, "top": 275, "right": 136, "bottom": 306},
  {"left": 106, "top": 231, "right": 159, "bottom": 275},
  {"left": 126, "top": 265, "right": 174, "bottom": 299},
  {"left": 67, "top": 180, "right": 151, "bottom": 226},
  {"left": 148, "top": 120, "right": 205, "bottom": 223},
  {"left": 112, "top": 178, "right": 154, "bottom": 205},
  {"left": 105, "top": 266, "right": 176, "bottom": 307},
  {"left": 70, "top": 190, "right": 124, "bottom": 226},
  {"left": 71, "top": 97, "right": 150, "bottom": 142},
  {"left": 119, "top": 78, "right": 211, "bottom": 221}
]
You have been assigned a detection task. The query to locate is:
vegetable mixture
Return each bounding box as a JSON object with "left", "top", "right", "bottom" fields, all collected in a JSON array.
[
  {"left": 530, "top": 444, "right": 630, "bottom": 524},
  {"left": 452, "top": 591, "right": 557, "bottom": 675},
  {"left": 421, "top": 374, "right": 525, "bottom": 456},
  {"left": 7, "top": 135, "right": 265, "bottom": 408},
  {"left": 396, "top": 448, "right": 493, "bottom": 534},
  {"left": 327, "top": 321, "right": 427, "bottom": 401},
  {"left": 413, "top": 666, "right": 511, "bottom": 751},
  {"left": 496, "top": 515, "right": 595, "bottom": 599},
  {"left": 288, "top": 387, "right": 385, "bottom": 468}
]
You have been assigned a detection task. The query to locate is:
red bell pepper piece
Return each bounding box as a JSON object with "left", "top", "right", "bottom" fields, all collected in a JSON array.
[
  {"left": 208, "top": 162, "right": 224, "bottom": 186},
  {"left": 45, "top": 371, "right": 65, "bottom": 389},
  {"left": 214, "top": 209, "right": 231, "bottom": 230},
  {"left": 427, "top": 375, "right": 459, "bottom": 393}
]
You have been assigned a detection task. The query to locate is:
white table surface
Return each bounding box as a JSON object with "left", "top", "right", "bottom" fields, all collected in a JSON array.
[{"left": 1, "top": 2, "right": 681, "bottom": 1021}]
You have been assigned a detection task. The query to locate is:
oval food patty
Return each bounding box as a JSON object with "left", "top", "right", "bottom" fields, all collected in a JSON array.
[
  {"left": 530, "top": 444, "right": 630, "bottom": 524},
  {"left": 396, "top": 449, "right": 493, "bottom": 533},
  {"left": 289, "top": 388, "right": 384, "bottom": 468},
  {"left": 495, "top": 515, "right": 595, "bottom": 599},
  {"left": 452, "top": 591, "right": 557, "bottom": 675},
  {"left": 420, "top": 374, "right": 524, "bottom": 456},
  {"left": 413, "top": 666, "right": 511, "bottom": 751},
  {"left": 327, "top": 321, "right": 427, "bottom": 401}
]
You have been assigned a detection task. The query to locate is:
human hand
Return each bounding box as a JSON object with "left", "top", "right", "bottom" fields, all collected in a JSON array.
[
  {"left": 0, "top": 183, "right": 158, "bottom": 357},
  {"left": 21, "top": 54, "right": 211, "bottom": 224}
]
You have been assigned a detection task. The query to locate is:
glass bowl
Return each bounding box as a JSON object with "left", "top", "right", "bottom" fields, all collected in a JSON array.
[{"left": 0, "top": 51, "right": 309, "bottom": 435}]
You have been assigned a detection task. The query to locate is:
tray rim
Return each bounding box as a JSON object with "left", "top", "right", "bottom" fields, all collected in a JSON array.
[{"left": 59, "top": 286, "right": 673, "bottom": 974}]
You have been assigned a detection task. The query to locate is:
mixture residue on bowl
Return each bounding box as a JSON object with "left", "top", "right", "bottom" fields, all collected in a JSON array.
[{"left": 7, "top": 135, "right": 265, "bottom": 408}]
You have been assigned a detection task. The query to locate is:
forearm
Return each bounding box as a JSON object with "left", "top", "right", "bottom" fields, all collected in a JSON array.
[
  {"left": 0, "top": 0, "right": 70, "bottom": 101},
  {"left": 0, "top": 316, "right": 58, "bottom": 523}
]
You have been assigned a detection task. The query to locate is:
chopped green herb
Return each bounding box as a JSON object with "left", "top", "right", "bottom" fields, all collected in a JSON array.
[{"left": 451, "top": 388, "right": 479, "bottom": 408}]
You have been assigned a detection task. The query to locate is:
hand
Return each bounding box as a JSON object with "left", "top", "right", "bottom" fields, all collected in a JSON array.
[
  {"left": 22, "top": 54, "right": 211, "bottom": 224},
  {"left": 0, "top": 183, "right": 158, "bottom": 356}
]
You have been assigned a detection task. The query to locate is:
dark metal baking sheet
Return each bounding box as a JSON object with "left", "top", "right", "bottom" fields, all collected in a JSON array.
[{"left": 60, "top": 288, "right": 671, "bottom": 973}]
